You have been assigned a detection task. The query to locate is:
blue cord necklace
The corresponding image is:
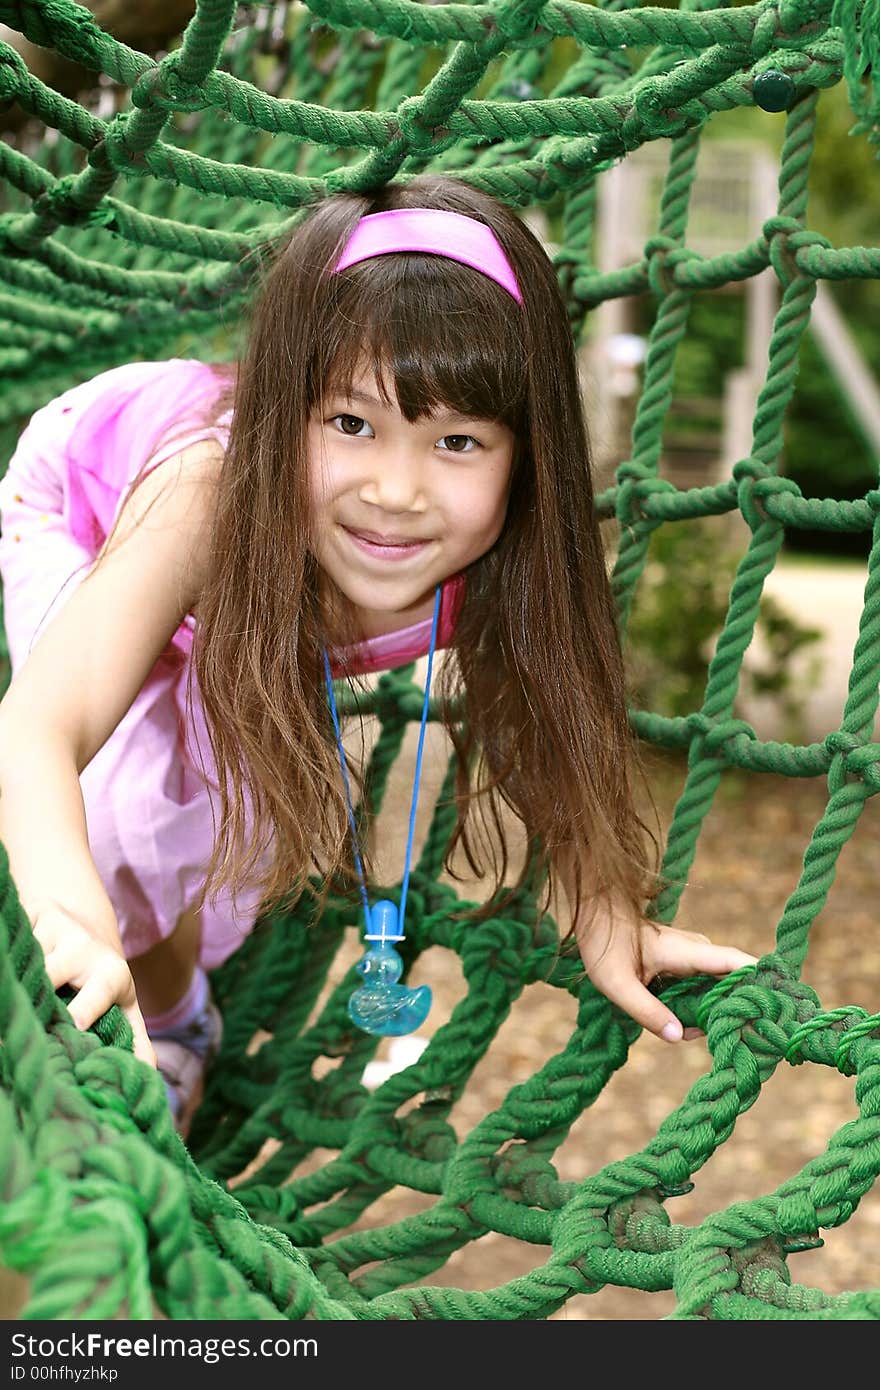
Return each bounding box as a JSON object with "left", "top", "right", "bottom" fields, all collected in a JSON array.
[{"left": 322, "top": 584, "right": 441, "bottom": 1037}]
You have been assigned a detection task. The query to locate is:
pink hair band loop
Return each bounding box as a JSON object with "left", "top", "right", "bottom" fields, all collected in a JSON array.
[{"left": 332, "top": 208, "right": 523, "bottom": 304}]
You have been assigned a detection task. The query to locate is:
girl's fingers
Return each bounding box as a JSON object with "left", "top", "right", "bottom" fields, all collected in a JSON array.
[
  {"left": 38, "top": 944, "right": 71, "bottom": 994},
  {"left": 32, "top": 916, "right": 61, "bottom": 959},
  {"left": 31, "top": 908, "right": 156, "bottom": 1067},
  {"left": 585, "top": 924, "right": 758, "bottom": 1044},
  {"left": 44, "top": 953, "right": 157, "bottom": 1067},
  {"left": 70, "top": 974, "right": 157, "bottom": 1067},
  {"left": 37, "top": 938, "right": 89, "bottom": 995},
  {"left": 64, "top": 963, "right": 132, "bottom": 1033},
  {"left": 644, "top": 932, "right": 758, "bottom": 980},
  {"left": 127, "top": 1010, "right": 158, "bottom": 1068},
  {"left": 593, "top": 969, "right": 687, "bottom": 1042}
]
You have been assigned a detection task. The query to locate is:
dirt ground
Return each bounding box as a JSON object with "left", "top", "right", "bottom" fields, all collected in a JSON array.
[{"left": 280, "top": 683, "right": 880, "bottom": 1321}]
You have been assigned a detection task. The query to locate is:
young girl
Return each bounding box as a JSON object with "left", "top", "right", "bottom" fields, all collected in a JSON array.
[{"left": 0, "top": 175, "right": 754, "bottom": 1130}]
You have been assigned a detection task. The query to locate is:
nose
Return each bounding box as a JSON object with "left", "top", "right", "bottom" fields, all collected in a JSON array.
[{"left": 358, "top": 448, "right": 427, "bottom": 513}]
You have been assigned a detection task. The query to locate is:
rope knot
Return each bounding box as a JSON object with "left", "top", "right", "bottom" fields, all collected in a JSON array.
[
  {"left": 395, "top": 96, "right": 456, "bottom": 156},
  {"left": 855, "top": 753, "right": 880, "bottom": 794},
  {"left": 824, "top": 730, "right": 862, "bottom": 758},
  {"left": 732, "top": 456, "right": 775, "bottom": 530},
  {"left": 785, "top": 227, "right": 833, "bottom": 258},
  {"left": 31, "top": 175, "right": 115, "bottom": 230},
  {"left": 784, "top": 1006, "right": 863, "bottom": 1065},
  {"left": 132, "top": 64, "right": 212, "bottom": 115},
  {"left": 693, "top": 966, "right": 762, "bottom": 1039},
  {"left": 493, "top": 0, "right": 549, "bottom": 44},
  {"left": 632, "top": 82, "right": 688, "bottom": 139},
  {"left": 98, "top": 114, "right": 149, "bottom": 174},
  {"left": 0, "top": 40, "right": 28, "bottom": 104},
  {"left": 778, "top": 0, "right": 831, "bottom": 34},
  {"left": 702, "top": 718, "right": 758, "bottom": 757},
  {"left": 824, "top": 733, "right": 880, "bottom": 793},
  {"left": 615, "top": 462, "right": 677, "bottom": 528},
  {"left": 553, "top": 247, "right": 589, "bottom": 302},
  {"left": 763, "top": 217, "right": 827, "bottom": 289},
  {"left": 834, "top": 1010, "right": 880, "bottom": 1074},
  {"left": 644, "top": 235, "right": 684, "bottom": 297},
  {"left": 400, "top": 1109, "right": 457, "bottom": 1163},
  {"left": 824, "top": 729, "right": 874, "bottom": 794},
  {"left": 684, "top": 711, "right": 712, "bottom": 740},
  {"left": 751, "top": 471, "right": 803, "bottom": 522}
]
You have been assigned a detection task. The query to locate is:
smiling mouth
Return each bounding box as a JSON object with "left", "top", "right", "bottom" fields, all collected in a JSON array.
[
  {"left": 345, "top": 527, "right": 429, "bottom": 547},
  {"left": 341, "top": 527, "right": 433, "bottom": 565}
]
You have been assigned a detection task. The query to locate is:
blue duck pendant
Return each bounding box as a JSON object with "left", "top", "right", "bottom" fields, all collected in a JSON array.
[
  {"left": 325, "top": 584, "right": 442, "bottom": 1040},
  {"left": 348, "top": 900, "right": 432, "bottom": 1037}
]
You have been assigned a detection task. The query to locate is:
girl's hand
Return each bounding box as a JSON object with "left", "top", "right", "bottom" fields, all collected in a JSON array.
[
  {"left": 575, "top": 915, "right": 757, "bottom": 1043},
  {"left": 31, "top": 902, "right": 156, "bottom": 1067}
]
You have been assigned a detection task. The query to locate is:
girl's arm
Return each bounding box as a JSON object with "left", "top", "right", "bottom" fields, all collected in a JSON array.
[{"left": 0, "top": 441, "right": 221, "bottom": 1064}]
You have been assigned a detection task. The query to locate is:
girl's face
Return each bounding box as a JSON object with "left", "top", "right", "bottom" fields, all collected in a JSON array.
[{"left": 307, "top": 363, "right": 516, "bottom": 638}]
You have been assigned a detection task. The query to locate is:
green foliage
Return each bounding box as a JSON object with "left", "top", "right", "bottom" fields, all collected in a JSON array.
[
  {"left": 785, "top": 330, "right": 876, "bottom": 497},
  {"left": 624, "top": 518, "right": 824, "bottom": 738},
  {"left": 668, "top": 293, "right": 744, "bottom": 398}
]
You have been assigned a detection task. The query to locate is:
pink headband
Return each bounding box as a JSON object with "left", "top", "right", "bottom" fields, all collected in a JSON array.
[{"left": 332, "top": 208, "right": 523, "bottom": 304}]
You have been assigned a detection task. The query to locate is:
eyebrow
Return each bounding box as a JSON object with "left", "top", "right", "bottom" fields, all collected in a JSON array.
[{"left": 329, "top": 388, "right": 491, "bottom": 426}]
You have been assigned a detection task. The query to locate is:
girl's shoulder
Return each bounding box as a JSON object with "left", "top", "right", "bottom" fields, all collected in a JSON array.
[
  {"left": 106, "top": 432, "right": 224, "bottom": 618},
  {"left": 56, "top": 358, "right": 231, "bottom": 557}
]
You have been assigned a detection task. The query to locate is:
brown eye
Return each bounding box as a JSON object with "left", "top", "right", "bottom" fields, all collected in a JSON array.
[
  {"left": 440, "top": 434, "right": 477, "bottom": 453},
  {"left": 330, "top": 414, "right": 371, "bottom": 437}
]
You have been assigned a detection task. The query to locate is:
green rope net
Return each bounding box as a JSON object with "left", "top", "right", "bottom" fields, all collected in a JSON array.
[{"left": 2, "top": 0, "right": 880, "bottom": 1322}]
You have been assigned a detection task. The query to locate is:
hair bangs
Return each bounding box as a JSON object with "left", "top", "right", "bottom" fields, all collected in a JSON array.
[{"left": 316, "top": 252, "right": 529, "bottom": 433}]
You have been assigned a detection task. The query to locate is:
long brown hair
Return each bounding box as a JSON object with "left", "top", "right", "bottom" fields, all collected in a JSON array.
[{"left": 189, "top": 174, "right": 660, "bottom": 937}]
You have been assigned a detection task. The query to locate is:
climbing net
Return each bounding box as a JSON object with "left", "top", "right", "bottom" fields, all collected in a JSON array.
[{"left": 2, "top": 0, "right": 880, "bottom": 1321}]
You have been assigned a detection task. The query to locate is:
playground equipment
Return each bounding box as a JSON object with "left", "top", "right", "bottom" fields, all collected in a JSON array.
[{"left": 2, "top": 0, "right": 880, "bottom": 1321}]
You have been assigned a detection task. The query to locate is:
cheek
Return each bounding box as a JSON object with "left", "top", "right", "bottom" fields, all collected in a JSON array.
[{"left": 453, "top": 478, "right": 510, "bottom": 548}]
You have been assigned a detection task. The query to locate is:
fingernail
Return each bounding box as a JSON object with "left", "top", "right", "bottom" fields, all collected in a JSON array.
[{"left": 661, "top": 1020, "right": 683, "bottom": 1043}]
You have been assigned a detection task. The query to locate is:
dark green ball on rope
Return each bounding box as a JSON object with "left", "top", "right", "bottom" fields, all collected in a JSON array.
[{"left": 753, "top": 69, "right": 795, "bottom": 112}]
